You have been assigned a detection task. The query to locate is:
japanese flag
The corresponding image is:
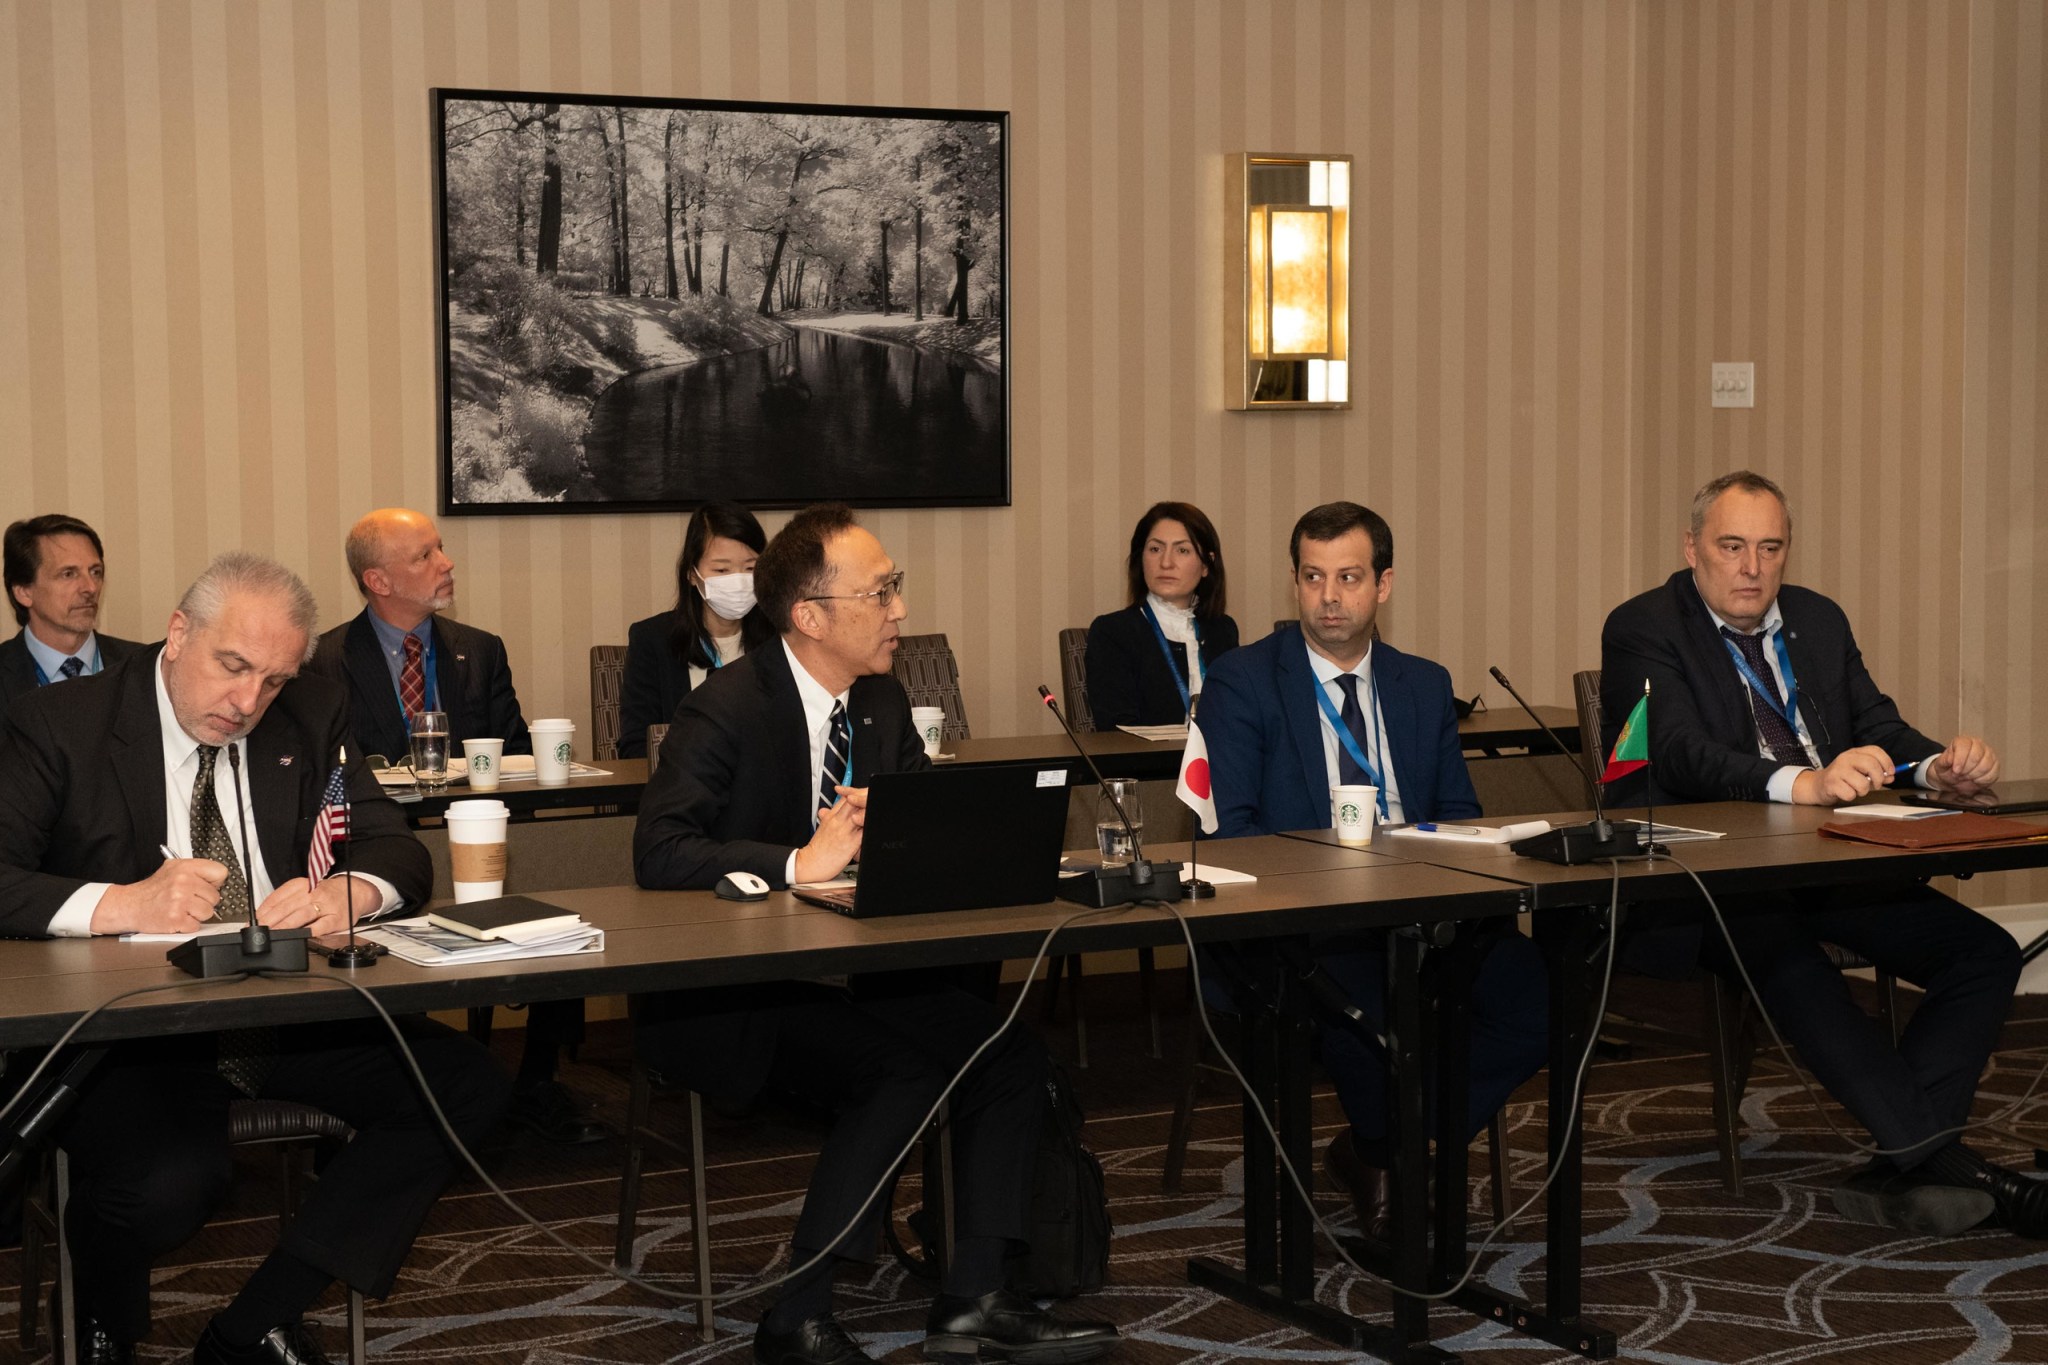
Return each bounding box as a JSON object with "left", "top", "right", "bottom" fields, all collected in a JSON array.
[{"left": 1175, "top": 719, "right": 1219, "bottom": 835}]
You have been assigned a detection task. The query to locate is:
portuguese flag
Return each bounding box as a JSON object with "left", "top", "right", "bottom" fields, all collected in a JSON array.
[{"left": 1601, "top": 689, "right": 1649, "bottom": 783}]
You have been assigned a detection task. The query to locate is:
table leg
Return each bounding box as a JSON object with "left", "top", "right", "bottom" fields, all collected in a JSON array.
[{"left": 1385, "top": 927, "right": 1435, "bottom": 1351}]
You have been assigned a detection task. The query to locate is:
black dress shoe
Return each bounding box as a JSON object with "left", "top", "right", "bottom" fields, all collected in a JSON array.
[
  {"left": 752, "top": 1313, "right": 875, "bottom": 1365},
  {"left": 192, "top": 1319, "right": 332, "bottom": 1364},
  {"left": 1942, "top": 1157, "right": 2048, "bottom": 1238},
  {"left": 50, "top": 1283, "right": 135, "bottom": 1364},
  {"left": 923, "top": 1289, "right": 1118, "bottom": 1363},
  {"left": 1323, "top": 1130, "right": 1393, "bottom": 1242},
  {"left": 1830, "top": 1163, "right": 1995, "bottom": 1237},
  {"left": 509, "top": 1079, "right": 607, "bottom": 1145}
]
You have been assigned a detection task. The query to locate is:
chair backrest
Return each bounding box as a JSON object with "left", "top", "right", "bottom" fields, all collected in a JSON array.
[
  {"left": 1057, "top": 627, "right": 1094, "bottom": 733},
  {"left": 647, "top": 723, "right": 670, "bottom": 775},
  {"left": 1570, "top": 669, "right": 1604, "bottom": 808},
  {"left": 891, "top": 633, "right": 971, "bottom": 740},
  {"left": 590, "top": 644, "right": 629, "bottom": 761}
]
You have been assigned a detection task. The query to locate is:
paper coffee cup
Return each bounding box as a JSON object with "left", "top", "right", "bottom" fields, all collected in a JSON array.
[
  {"left": 1331, "top": 785, "right": 1378, "bottom": 845},
  {"left": 445, "top": 799, "right": 510, "bottom": 902},
  {"left": 910, "top": 706, "right": 945, "bottom": 758},
  {"left": 529, "top": 719, "right": 575, "bottom": 787},
  {"left": 462, "top": 737, "right": 504, "bottom": 791}
]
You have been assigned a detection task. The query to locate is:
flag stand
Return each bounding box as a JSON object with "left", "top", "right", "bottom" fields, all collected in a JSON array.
[
  {"left": 1184, "top": 819, "right": 1214, "bottom": 899},
  {"left": 326, "top": 748, "right": 385, "bottom": 968}
]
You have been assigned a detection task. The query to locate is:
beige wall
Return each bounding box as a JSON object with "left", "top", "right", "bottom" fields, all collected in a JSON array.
[{"left": 0, "top": 0, "right": 2039, "bottom": 895}]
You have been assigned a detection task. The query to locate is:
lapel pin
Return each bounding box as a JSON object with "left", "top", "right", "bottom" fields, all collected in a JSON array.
[
  {"left": 863, "top": 717, "right": 872, "bottom": 725},
  {"left": 456, "top": 653, "right": 468, "bottom": 661},
  {"left": 279, "top": 755, "right": 294, "bottom": 766}
]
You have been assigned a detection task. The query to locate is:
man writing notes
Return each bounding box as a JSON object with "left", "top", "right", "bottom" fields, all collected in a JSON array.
[
  {"left": 633, "top": 504, "right": 1118, "bottom": 1365},
  {"left": 0, "top": 514, "right": 142, "bottom": 729},
  {"left": 1198, "top": 502, "right": 1548, "bottom": 1240},
  {"left": 0, "top": 553, "right": 509, "bottom": 1365},
  {"left": 1601, "top": 470, "right": 2039, "bottom": 1238},
  {"left": 307, "top": 508, "right": 598, "bottom": 1146}
]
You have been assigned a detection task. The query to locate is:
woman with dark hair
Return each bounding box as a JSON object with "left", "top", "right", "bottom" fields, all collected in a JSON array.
[
  {"left": 619, "top": 503, "right": 776, "bottom": 758},
  {"left": 1084, "top": 502, "right": 1239, "bottom": 728}
]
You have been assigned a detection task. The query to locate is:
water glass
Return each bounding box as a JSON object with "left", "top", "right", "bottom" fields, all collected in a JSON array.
[
  {"left": 1095, "top": 778, "right": 1145, "bottom": 867},
  {"left": 409, "top": 710, "right": 451, "bottom": 790}
]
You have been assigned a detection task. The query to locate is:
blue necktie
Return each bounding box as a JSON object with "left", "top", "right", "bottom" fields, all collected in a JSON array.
[
  {"left": 1334, "top": 675, "right": 1373, "bottom": 786},
  {"left": 819, "top": 702, "right": 849, "bottom": 814},
  {"left": 1721, "top": 627, "right": 1808, "bottom": 765},
  {"left": 58, "top": 657, "right": 84, "bottom": 680}
]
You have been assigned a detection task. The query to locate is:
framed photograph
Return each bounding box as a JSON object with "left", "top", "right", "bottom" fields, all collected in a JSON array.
[{"left": 432, "top": 89, "right": 1009, "bottom": 514}]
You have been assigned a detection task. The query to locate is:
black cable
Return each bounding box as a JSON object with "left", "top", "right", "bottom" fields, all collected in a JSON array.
[
  {"left": 258, "top": 902, "right": 1131, "bottom": 1311},
  {"left": 1654, "top": 848, "right": 2048, "bottom": 1158}
]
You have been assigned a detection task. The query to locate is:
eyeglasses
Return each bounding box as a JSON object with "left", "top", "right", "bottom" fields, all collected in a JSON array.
[{"left": 805, "top": 569, "right": 905, "bottom": 610}]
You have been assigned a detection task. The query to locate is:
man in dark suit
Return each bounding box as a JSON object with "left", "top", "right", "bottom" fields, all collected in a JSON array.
[
  {"left": 0, "top": 514, "right": 143, "bottom": 730},
  {"left": 0, "top": 552, "right": 510, "bottom": 1365},
  {"left": 634, "top": 505, "right": 1118, "bottom": 1365},
  {"left": 304, "top": 508, "right": 596, "bottom": 1145},
  {"left": 1601, "top": 469, "right": 2039, "bottom": 1239},
  {"left": 1199, "top": 501, "right": 1548, "bottom": 1240}
]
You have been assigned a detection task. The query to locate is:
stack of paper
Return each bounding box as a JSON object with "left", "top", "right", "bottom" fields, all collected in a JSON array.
[
  {"left": 361, "top": 916, "right": 603, "bottom": 967},
  {"left": 1384, "top": 820, "right": 1553, "bottom": 845},
  {"left": 1116, "top": 724, "right": 1189, "bottom": 742}
]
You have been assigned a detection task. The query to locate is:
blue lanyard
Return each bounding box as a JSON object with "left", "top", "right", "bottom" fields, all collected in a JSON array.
[
  {"left": 1139, "top": 602, "right": 1201, "bottom": 714},
  {"left": 1720, "top": 628, "right": 1802, "bottom": 735},
  {"left": 1311, "top": 668, "right": 1390, "bottom": 819}
]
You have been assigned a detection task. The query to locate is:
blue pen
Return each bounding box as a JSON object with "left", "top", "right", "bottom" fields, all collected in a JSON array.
[
  {"left": 1415, "top": 823, "right": 1485, "bottom": 836},
  {"left": 1892, "top": 761, "right": 1918, "bottom": 778}
]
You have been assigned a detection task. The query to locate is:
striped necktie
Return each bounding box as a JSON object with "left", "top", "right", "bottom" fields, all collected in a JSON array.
[{"left": 819, "top": 701, "right": 849, "bottom": 814}]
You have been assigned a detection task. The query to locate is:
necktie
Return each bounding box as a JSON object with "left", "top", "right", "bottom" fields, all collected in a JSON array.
[
  {"left": 1333, "top": 675, "right": 1374, "bottom": 786},
  {"left": 819, "top": 701, "right": 850, "bottom": 814},
  {"left": 400, "top": 632, "right": 427, "bottom": 722},
  {"left": 1721, "top": 627, "right": 1810, "bottom": 766},
  {"left": 192, "top": 746, "right": 274, "bottom": 1095},
  {"left": 58, "top": 657, "right": 84, "bottom": 680}
]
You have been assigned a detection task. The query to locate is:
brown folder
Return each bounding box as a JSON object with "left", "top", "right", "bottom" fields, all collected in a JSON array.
[{"left": 1818, "top": 812, "right": 2048, "bottom": 851}]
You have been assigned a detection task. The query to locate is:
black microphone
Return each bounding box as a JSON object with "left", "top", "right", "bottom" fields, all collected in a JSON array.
[
  {"left": 225, "top": 744, "right": 265, "bottom": 946},
  {"left": 1037, "top": 685, "right": 1182, "bottom": 907},
  {"left": 1487, "top": 666, "right": 1643, "bottom": 865},
  {"left": 167, "top": 743, "right": 312, "bottom": 976}
]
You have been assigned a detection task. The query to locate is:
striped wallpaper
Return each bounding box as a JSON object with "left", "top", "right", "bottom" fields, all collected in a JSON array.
[{"left": 0, "top": 1, "right": 2039, "bottom": 899}]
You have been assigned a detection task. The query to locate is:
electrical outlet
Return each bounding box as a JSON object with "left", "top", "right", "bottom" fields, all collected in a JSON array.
[{"left": 1712, "top": 362, "right": 1755, "bottom": 408}]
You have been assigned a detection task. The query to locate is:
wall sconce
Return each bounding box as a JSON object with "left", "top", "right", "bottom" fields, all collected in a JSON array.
[{"left": 1227, "top": 152, "right": 1351, "bottom": 410}]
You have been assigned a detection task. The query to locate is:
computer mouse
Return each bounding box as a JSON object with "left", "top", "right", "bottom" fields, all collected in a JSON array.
[{"left": 714, "top": 871, "right": 772, "bottom": 901}]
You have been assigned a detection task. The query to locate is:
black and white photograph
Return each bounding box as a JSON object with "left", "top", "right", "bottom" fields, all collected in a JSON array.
[{"left": 433, "top": 89, "right": 1009, "bottom": 513}]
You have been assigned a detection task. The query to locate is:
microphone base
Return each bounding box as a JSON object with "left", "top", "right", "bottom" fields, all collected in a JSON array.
[
  {"left": 1182, "top": 877, "right": 1216, "bottom": 900},
  {"left": 327, "top": 940, "right": 387, "bottom": 969},
  {"left": 168, "top": 927, "right": 310, "bottom": 979},
  {"left": 1510, "top": 822, "right": 1646, "bottom": 865},
  {"left": 1056, "top": 860, "right": 1186, "bottom": 907}
]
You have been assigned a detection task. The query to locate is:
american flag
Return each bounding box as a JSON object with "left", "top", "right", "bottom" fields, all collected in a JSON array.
[{"left": 307, "top": 766, "right": 350, "bottom": 885}]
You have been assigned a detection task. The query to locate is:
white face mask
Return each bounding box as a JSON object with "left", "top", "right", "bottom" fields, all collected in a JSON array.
[{"left": 699, "top": 570, "right": 757, "bottom": 622}]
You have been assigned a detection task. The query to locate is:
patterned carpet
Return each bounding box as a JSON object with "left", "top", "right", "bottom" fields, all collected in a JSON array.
[{"left": 6, "top": 974, "right": 2048, "bottom": 1365}]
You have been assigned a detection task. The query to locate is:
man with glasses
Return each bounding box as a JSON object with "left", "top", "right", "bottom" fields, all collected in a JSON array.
[
  {"left": 1601, "top": 470, "right": 2037, "bottom": 1239},
  {"left": 633, "top": 504, "right": 1119, "bottom": 1365}
]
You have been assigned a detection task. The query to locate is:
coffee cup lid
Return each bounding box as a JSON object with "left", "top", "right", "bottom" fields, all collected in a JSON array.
[
  {"left": 446, "top": 799, "right": 509, "bottom": 817},
  {"left": 530, "top": 718, "right": 575, "bottom": 728}
]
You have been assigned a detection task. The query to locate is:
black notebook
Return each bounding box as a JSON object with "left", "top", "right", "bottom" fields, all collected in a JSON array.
[{"left": 427, "top": 895, "right": 582, "bottom": 940}]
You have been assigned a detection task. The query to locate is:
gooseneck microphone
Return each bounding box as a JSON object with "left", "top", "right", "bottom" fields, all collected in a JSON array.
[
  {"left": 1037, "top": 685, "right": 1183, "bottom": 907},
  {"left": 173, "top": 742, "right": 313, "bottom": 976},
  {"left": 1486, "top": 666, "right": 1644, "bottom": 865},
  {"left": 225, "top": 744, "right": 268, "bottom": 952}
]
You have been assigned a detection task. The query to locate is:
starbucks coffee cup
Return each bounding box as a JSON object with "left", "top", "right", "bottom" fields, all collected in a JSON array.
[
  {"left": 530, "top": 718, "right": 575, "bottom": 787},
  {"left": 445, "top": 798, "right": 510, "bottom": 902},
  {"left": 911, "top": 706, "right": 946, "bottom": 758},
  {"left": 462, "top": 737, "right": 504, "bottom": 791},
  {"left": 1331, "top": 785, "right": 1378, "bottom": 845}
]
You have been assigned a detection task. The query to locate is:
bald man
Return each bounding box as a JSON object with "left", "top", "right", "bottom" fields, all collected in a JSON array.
[{"left": 306, "top": 508, "right": 530, "bottom": 764}]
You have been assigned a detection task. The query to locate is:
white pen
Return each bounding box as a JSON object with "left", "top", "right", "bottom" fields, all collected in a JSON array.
[
  {"left": 1414, "top": 823, "right": 1486, "bottom": 836},
  {"left": 158, "top": 843, "right": 177, "bottom": 860}
]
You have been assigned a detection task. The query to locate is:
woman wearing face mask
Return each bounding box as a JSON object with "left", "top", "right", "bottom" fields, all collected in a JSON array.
[
  {"left": 1084, "top": 501, "right": 1238, "bottom": 729},
  {"left": 619, "top": 502, "right": 775, "bottom": 758}
]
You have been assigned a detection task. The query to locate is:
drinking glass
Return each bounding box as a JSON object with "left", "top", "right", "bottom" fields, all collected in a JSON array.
[
  {"left": 408, "top": 710, "right": 451, "bottom": 790},
  {"left": 1095, "top": 778, "right": 1145, "bottom": 867}
]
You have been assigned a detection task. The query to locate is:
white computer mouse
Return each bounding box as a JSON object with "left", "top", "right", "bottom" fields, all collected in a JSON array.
[{"left": 714, "top": 870, "right": 772, "bottom": 901}]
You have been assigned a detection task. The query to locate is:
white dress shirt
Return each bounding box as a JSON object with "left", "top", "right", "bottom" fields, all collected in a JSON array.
[
  {"left": 1697, "top": 584, "right": 1933, "bottom": 803},
  {"left": 783, "top": 638, "right": 853, "bottom": 884},
  {"left": 1304, "top": 640, "right": 1406, "bottom": 825},
  {"left": 47, "top": 654, "right": 400, "bottom": 936},
  {"left": 1146, "top": 593, "right": 1205, "bottom": 698}
]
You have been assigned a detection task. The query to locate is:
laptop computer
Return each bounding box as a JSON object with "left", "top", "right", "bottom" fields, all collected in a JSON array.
[
  {"left": 1898, "top": 778, "right": 2048, "bottom": 817},
  {"left": 791, "top": 764, "right": 1073, "bottom": 917}
]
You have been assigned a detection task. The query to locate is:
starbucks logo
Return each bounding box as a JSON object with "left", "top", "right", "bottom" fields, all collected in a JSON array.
[
  {"left": 473, "top": 754, "right": 493, "bottom": 773},
  {"left": 553, "top": 741, "right": 572, "bottom": 764},
  {"left": 1340, "top": 801, "right": 1363, "bottom": 825}
]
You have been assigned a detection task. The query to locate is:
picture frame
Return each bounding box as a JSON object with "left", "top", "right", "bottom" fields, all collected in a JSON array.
[{"left": 432, "top": 88, "right": 1010, "bottom": 514}]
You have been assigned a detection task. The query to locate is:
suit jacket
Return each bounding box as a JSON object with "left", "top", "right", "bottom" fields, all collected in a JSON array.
[
  {"left": 0, "top": 629, "right": 144, "bottom": 733},
  {"left": 631, "top": 641, "right": 929, "bottom": 1103},
  {"left": 1200, "top": 624, "right": 1481, "bottom": 838},
  {"left": 306, "top": 608, "right": 532, "bottom": 763},
  {"left": 1084, "top": 604, "right": 1240, "bottom": 729},
  {"left": 0, "top": 645, "right": 431, "bottom": 937},
  {"left": 1600, "top": 571, "right": 1939, "bottom": 807},
  {"left": 617, "top": 609, "right": 774, "bottom": 759}
]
